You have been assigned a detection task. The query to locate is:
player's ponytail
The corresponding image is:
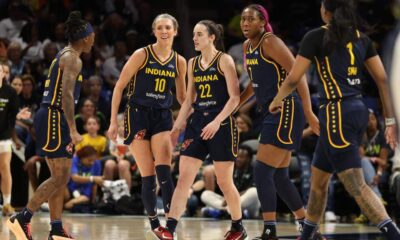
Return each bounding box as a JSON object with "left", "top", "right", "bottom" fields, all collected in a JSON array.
[
  {"left": 322, "top": 0, "right": 362, "bottom": 51},
  {"left": 198, "top": 20, "right": 225, "bottom": 52}
]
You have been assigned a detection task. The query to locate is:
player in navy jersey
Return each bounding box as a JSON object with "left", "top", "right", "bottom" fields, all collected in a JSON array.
[
  {"left": 155, "top": 20, "right": 247, "bottom": 240},
  {"left": 7, "top": 11, "right": 95, "bottom": 240},
  {"left": 107, "top": 14, "right": 186, "bottom": 240},
  {"left": 237, "top": 4, "right": 321, "bottom": 240},
  {"left": 269, "top": 1, "right": 400, "bottom": 239}
]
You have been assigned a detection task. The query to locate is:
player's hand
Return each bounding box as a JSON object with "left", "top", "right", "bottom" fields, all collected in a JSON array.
[
  {"left": 70, "top": 130, "right": 83, "bottom": 145},
  {"left": 201, "top": 120, "right": 221, "bottom": 140},
  {"left": 269, "top": 98, "right": 282, "bottom": 114},
  {"left": 170, "top": 125, "right": 181, "bottom": 148},
  {"left": 385, "top": 125, "right": 398, "bottom": 150},
  {"left": 306, "top": 111, "right": 320, "bottom": 136},
  {"left": 107, "top": 122, "right": 118, "bottom": 143},
  {"left": 16, "top": 107, "right": 31, "bottom": 120}
]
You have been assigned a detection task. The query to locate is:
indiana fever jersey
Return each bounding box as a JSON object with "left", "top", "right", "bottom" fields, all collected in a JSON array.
[
  {"left": 41, "top": 48, "right": 83, "bottom": 108},
  {"left": 127, "top": 45, "right": 179, "bottom": 109},
  {"left": 299, "top": 26, "right": 377, "bottom": 101},
  {"left": 192, "top": 51, "right": 229, "bottom": 112},
  {"left": 245, "top": 32, "right": 288, "bottom": 107}
]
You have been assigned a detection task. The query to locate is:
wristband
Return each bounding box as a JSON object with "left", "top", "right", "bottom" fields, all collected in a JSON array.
[
  {"left": 89, "top": 176, "right": 94, "bottom": 183},
  {"left": 385, "top": 118, "right": 396, "bottom": 126}
]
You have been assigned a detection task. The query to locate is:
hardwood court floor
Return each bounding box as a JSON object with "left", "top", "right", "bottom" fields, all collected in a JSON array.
[{"left": 0, "top": 213, "right": 383, "bottom": 240}]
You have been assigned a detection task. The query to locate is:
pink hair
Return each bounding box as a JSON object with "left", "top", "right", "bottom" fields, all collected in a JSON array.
[{"left": 254, "top": 4, "right": 273, "bottom": 33}]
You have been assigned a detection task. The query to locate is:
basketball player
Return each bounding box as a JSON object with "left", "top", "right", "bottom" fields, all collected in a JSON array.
[
  {"left": 155, "top": 20, "right": 247, "bottom": 240},
  {"left": 269, "top": 1, "right": 400, "bottom": 239},
  {"left": 238, "top": 4, "right": 322, "bottom": 240},
  {"left": 107, "top": 14, "right": 186, "bottom": 239},
  {"left": 7, "top": 11, "right": 95, "bottom": 240}
]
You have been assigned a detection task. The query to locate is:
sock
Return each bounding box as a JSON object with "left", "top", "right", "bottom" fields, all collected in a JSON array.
[
  {"left": 263, "top": 221, "right": 276, "bottom": 237},
  {"left": 21, "top": 207, "right": 34, "bottom": 222},
  {"left": 300, "top": 220, "right": 318, "bottom": 240},
  {"left": 231, "top": 218, "right": 244, "bottom": 231},
  {"left": 254, "top": 161, "right": 277, "bottom": 212},
  {"left": 3, "top": 194, "right": 11, "bottom": 205},
  {"left": 274, "top": 168, "right": 304, "bottom": 211},
  {"left": 155, "top": 165, "right": 174, "bottom": 213},
  {"left": 141, "top": 175, "right": 158, "bottom": 216},
  {"left": 50, "top": 219, "right": 63, "bottom": 233},
  {"left": 149, "top": 215, "right": 160, "bottom": 230},
  {"left": 166, "top": 217, "right": 178, "bottom": 234},
  {"left": 297, "top": 218, "right": 305, "bottom": 232},
  {"left": 378, "top": 219, "right": 400, "bottom": 240}
]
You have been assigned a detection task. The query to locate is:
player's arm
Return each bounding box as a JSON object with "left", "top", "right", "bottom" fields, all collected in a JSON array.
[
  {"left": 215, "top": 54, "right": 240, "bottom": 122},
  {"left": 365, "top": 56, "right": 398, "bottom": 149},
  {"left": 175, "top": 55, "right": 187, "bottom": 105},
  {"left": 264, "top": 36, "right": 319, "bottom": 135},
  {"left": 60, "top": 52, "right": 82, "bottom": 137},
  {"left": 108, "top": 48, "right": 146, "bottom": 140},
  {"left": 173, "top": 57, "right": 196, "bottom": 131},
  {"left": 237, "top": 40, "right": 254, "bottom": 111}
]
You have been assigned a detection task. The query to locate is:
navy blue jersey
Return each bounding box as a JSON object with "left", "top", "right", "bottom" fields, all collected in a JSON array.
[
  {"left": 192, "top": 52, "right": 229, "bottom": 112},
  {"left": 299, "top": 26, "right": 377, "bottom": 101},
  {"left": 245, "top": 32, "right": 288, "bottom": 107},
  {"left": 127, "top": 45, "right": 179, "bottom": 109},
  {"left": 41, "top": 48, "right": 83, "bottom": 108}
]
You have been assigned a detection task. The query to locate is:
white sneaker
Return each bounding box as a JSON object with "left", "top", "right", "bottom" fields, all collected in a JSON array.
[{"left": 325, "top": 211, "right": 336, "bottom": 222}]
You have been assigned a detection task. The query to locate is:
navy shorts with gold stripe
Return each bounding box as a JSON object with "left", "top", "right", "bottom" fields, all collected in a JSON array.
[
  {"left": 34, "top": 106, "right": 72, "bottom": 158},
  {"left": 312, "top": 98, "right": 368, "bottom": 173},
  {"left": 123, "top": 104, "right": 173, "bottom": 145},
  {"left": 260, "top": 95, "right": 305, "bottom": 150},
  {"left": 180, "top": 111, "right": 239, "bottom": 161}
]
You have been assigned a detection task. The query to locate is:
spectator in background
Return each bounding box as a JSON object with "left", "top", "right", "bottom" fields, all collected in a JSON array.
[
  {"left": 65, "top": 146, "right": 103, "bottom": 210},
  {"left": 355, "top": 109, "right": 390, "bottom": 223},
  {"left": 87, "top": 75, "right": 111, "bottom": 119},
  {"left": 74, "top": 98, "right": 107, "bottom": 135},
  {"left": 102, "top": 40, "right": 129, "bottom": 90},
  {"left": 0, "top": 63, "right": 19, "bottom": 216},
  {"left": 201, "top": 145, "right": 260, "bottom": 219},
  {"left": 103, "top": 114, "right": 135, "bottom": 190},
  {"left": 0, "top": 1, "right": 28, "bottom": 41},
  {"left": 236, "top": 113, "right": 258, "bottom": 143},
  {"left": 0, "top": 38, "right": 9, "bottom": 61},
  {"left": 75, "top": 116, "right": 107, "bottom": 156},
  {"left": 0, "top": 60, "right": 11, "bottom": 83},
  {"left": 52, "top": 23, "right": 66, "bottom": 51},
  {"left": 7, "top": 41, "right": 27, "bottom": 76}
]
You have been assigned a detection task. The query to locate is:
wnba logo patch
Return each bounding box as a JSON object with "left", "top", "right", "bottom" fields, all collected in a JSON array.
[
  {"left": 181, "top": 139, "right": 193, "bottom": 151},
  {"left": 134, "top": 129, "right": 147, "bottom": 140}
]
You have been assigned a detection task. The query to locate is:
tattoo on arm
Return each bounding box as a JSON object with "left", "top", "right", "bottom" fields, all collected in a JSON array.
[{"left": 61, "top": 53, "right": 82, "bottom": 132}]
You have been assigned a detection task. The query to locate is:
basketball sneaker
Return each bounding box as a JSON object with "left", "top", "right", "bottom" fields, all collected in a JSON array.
[
  {"left": 224, "top": 228, "right": 248, "bottom": 240},
  {"left": 6, "top": 213, "right": 33, "bottom": 240},
  {"left": 146, "top": 226, "right": 174, "bottom": 240},
  {"left": 48, "top": 229, "right": 74, "bottom": 240},
  {"left": 148, "top": 226, "right": 177, "bottom": 240}
]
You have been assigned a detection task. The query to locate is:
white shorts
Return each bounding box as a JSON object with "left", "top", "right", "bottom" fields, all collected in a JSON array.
[{"left": 0, "top": 140, "right": 12, "bottom": 153}]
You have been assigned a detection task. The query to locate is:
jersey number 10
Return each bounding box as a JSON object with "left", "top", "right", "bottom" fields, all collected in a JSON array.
[{"left": 155, "top": 78, "right": 166, "bottom": 92}]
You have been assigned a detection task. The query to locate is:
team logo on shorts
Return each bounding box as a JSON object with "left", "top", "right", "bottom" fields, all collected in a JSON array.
[
  {"left": 134, "top": 129, "right": 147, "bottom": 140},
  {"left": 181, "top": 139, "right": 193, "bottom": 151}
]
